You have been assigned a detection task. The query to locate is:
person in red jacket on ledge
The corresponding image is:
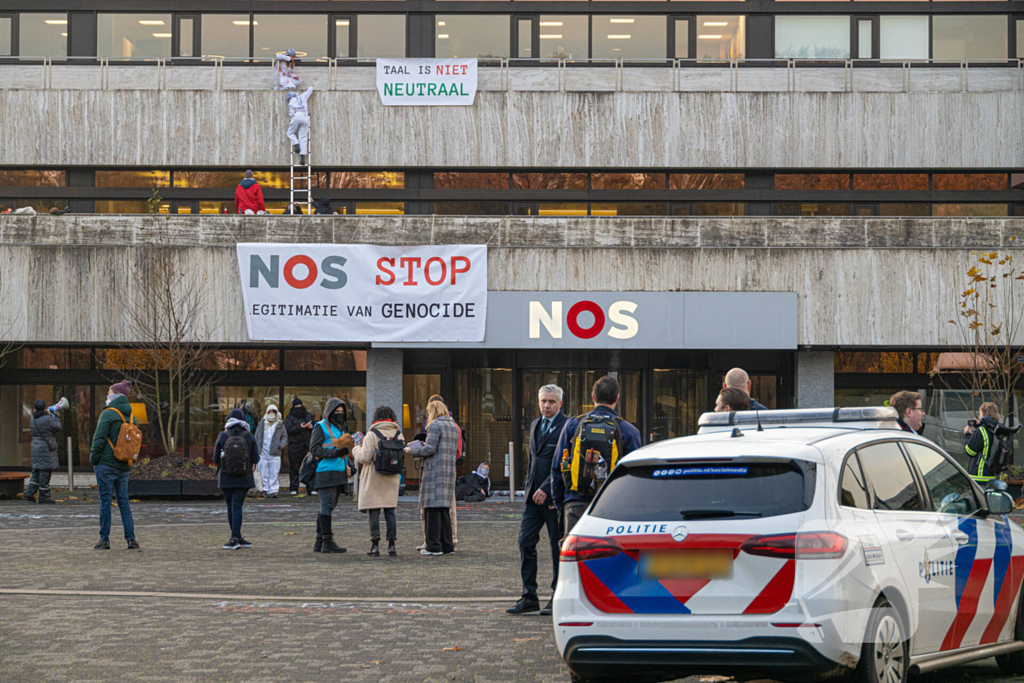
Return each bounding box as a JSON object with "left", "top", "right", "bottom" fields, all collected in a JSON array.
[{"left": 234, "top": 170, "right": 265, "bottom": 214}]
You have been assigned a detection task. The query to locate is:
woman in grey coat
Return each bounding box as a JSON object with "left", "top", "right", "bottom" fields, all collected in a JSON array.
[
  {"left": 25, "top": 399, "right": 61, "bottom": 504},
  {"left": 416, "top": 400, "right": 460, "bottom": 555}
]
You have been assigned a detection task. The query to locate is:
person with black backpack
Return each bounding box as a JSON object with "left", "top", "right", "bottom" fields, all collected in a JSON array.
[
  {"left": 352, "top": 405, "right": 405, "bottom": 557},
  {"left": 213, "top": 408, "right": 260, "bottom": 550},
  {"left": 551, "top": 376, "right": 642, "bottom": 541}
]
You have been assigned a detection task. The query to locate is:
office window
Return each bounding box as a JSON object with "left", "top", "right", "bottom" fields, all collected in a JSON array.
[
  {"left": 434, "top": 202, "right": 509, "bottom": 215},
  {"left": 20, "top": 13, "right": 68, "bottom": 58},
  {"left": 775, "top": 16, "right": 850, "bottom": 59},
  {"left": 592, "top": 173, "right": 665, "bottom": 190},
  {"left": 95, "top": 171, "right": 170, "bottom": 187},
  {"left": 933, "top": 16, "right": 1008, "bottom": 61},
  {"left": 675, "top": 19, "right": 689, "bottom": 59},
  {"left": 95, "top": 201, "right": 169, "bottom": 214},
  {"left": 670, "top": 173, "right": 744, "bottom": 190},
  {"left": 933, "top": 174, "right": 1007, "bottom": 190},
  {"left": 356, "top": 202, "right": 405, "bottom": 215},
  {"left": 436, "top": 15, "right": 510, "bottom": 59},
  {"left": 592, "top": 16, "right": 667, "bottom": 60},
  {"left": 201, "top": 14, "right": 251, "bottom": 59},
  {"left": 254, "top": 15, "right": 328, "bottom": 62},
  {"left": 435, "top": 173, "right": 509, "bottom": 189},
  {"left": 933, "top": 204, "right": 1009, "bottom": 217},
  {"left": 857, "top": 20, "right": 872, "bottom": 59},
  {"left": 336, "top": 18, "right": 350, "bottom": 58},
  {"left": 357, "top": 15, "right": 406, "bottom": 58},
  {"left": 97, "top": 14, "right": 172, "bottom": 59},
  {"left": 775, "top": 203, "right": 850, "bottom": 216},
  {"left": 180, "top": 17, "right": 194, "bottom": 58},
  {"left": 878, "top": 204, "right": 929, "bottom": 216},
  {"left": 538, "top": 203, "right": 587, "bottom": 216},
  {"left": 0, "top": 17, "right": 11, "bottom": 56},
  {"left": 591, "top": 203, "right": 667, "bottom": 216},
  {"left": 0, "top": 170, "right": 65, "bottom": 186},
  {"left": 512, "top": 173, "right": 587, "bottom": 190},
  {"left": 854, "top": 174, "right": 928, "bottom": 190},
  {"left": 539, "top": 15, "right": 588, "bottom": 60},
  {"left": 1018, "top": 20, "right": 1024, "bottom": 59},
  {"left": 776, "top": 174, "right": 849, "bottom": 190},
  {"left": 696, "top": 16, "right": 745, "bottom": 60},
  {"left": 329, "top": 172, "right": 404, "bottom": 189},
  {"left": 697, "top": 202, "right": 744, "bottom": 215},
  {"left": 879, "top": 16, "right": 928, "bottom": 61}
]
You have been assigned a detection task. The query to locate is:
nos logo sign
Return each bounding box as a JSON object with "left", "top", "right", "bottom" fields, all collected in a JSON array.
[{"left": 529, "top": 300, "right": 638, "bottom": 340}]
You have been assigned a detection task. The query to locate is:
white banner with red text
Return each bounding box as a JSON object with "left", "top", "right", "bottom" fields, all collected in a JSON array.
[{"left": 236, "top": 244, "right": 487, "bottom": 342}]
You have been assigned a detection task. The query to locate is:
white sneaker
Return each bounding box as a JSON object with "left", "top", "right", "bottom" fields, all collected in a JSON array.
[
  {"left": 311, "top": 490, "right": 318, "bottom": 496},
  {"left": 290, "top": 491, "right": 299, "bottom": 496},
  {"left": 420, "top": 549, "right": 442, "bottom": 556}
]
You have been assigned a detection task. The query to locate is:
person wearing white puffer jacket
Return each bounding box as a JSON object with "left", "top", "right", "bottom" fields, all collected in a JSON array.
[{"left": 254, "top": 405, "right": 287, "bottom": 498}]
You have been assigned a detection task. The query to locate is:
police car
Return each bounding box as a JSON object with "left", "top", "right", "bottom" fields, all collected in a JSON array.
[{"left": 553, "top": 407, "right": 1024, "bottom": 683}]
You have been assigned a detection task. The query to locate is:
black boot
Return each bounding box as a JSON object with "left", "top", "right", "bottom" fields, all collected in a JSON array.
[
  {"left": 319, "top": 514, "right": 345, "bottom": 554},
  {"left": 368, "top": 537, "right": 380, "bottom": 557},
  {"left": 292, "top": 143, "right": 300, "bottom": 154},
  {"left": 388, "top": 540, "right": 397, "bottom": 556},
  {"left": 313, "top": 515, "right": 323, "bottom": 552},
  {"left": 299, "top": 154, "right": 307, "bottom": 166}
]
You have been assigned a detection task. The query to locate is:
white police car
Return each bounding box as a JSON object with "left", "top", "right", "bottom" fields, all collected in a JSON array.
[{"left": 553, "top": 407, "right": 1024, "bottom": 683}]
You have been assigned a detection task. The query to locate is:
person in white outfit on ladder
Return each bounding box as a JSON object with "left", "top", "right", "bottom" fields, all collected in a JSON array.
[
  {"left": 274, "top": 49, "right": 302, "bottom": 90},
  {"left": 287, "top": 87, "right": 314, "bottom": 166},
  {"left": 254, "top": 406, "right": 287, "bottom": 498}
]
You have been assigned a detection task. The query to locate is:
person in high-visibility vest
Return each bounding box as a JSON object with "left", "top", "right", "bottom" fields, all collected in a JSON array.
[{"left": 963, "top": 402, "right": 1001, "bottom": 483}]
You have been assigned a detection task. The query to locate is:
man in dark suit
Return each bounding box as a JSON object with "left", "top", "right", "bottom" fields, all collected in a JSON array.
[{"left": 508, "top": 384, "right": 567, "bottom": 616}]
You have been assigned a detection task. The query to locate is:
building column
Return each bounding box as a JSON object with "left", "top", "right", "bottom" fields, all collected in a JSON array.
[
  {"left": 796, "top": 351, "right": 834, "bottom": 409},
  {"left": 366, "top": 348, "right": 404, "bottom": 428},
  {"left": 0, "top": 385, "right": 19, "bottom": 467}
]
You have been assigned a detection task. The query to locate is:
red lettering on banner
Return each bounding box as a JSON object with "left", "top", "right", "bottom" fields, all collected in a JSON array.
[
  {"left": 375, "top": 257, "right": 396, "bottom": 285},
  {"left": 451, "top": 256, "right": 471, "bottom": 285},
  {"left": 424, "top": 257, "right": 447, "bottom": 286},
  {"left": 566, "top": 300, "right": 605, "bottom": 339},
  {"left": 399, "top": 257, "right": 422, "bottom": 286},
  {"left": 283, "top": 255, "right": 318, "bottom": 289}
]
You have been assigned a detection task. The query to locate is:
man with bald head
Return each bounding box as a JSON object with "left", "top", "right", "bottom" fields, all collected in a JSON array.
[{"left": 724, "top": 368, "right": 768, "bottom": 411}]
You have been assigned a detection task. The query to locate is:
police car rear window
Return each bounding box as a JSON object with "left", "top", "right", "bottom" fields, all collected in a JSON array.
[{"left": 588, "top": 460, "right": 815, "bottom": 522}]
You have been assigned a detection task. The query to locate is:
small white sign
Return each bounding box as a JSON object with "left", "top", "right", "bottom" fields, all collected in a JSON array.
[{"left": 376, "top": 58, "right": 478, "bottom": 106}]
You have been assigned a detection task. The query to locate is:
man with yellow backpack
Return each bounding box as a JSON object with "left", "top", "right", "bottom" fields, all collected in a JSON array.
[
  {"left": 551, "top": 376, "right": 642, "bottom": 542},
  {"left": 90, "top": 380, "right": 143, "bottom": 550}
]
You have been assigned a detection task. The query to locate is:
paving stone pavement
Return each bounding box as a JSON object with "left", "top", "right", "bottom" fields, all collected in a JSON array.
[{"left": 0, "top": 498, "right": 1021, "bottom": 683}]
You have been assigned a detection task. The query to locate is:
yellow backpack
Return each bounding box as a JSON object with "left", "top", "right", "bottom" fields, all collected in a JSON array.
[{"left": 104, "top": 407, "right": 143, "bottom": 466}]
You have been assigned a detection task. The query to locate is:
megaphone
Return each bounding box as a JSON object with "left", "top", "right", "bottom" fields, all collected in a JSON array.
[{"left": 48, "top": 397, "right": 69, "bottom": 413}]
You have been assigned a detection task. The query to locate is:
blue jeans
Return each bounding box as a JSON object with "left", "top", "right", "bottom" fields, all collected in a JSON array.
[
  {"left": 95, "top": 464, "right": 135, "bottom": 541},
  {"left": 222, "top": 487, "right": 248, "bottom": 540}
]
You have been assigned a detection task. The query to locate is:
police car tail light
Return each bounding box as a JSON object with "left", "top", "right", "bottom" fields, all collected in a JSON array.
[
  {"left": 740, "top": 532, "right": 847, "bottom": 560},
  {"left": 560, "top": 535, "right": 623, "bottom": 562}
]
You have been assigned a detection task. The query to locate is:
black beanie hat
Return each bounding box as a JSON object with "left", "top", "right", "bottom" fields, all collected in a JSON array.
[{"left": 33, "top": 399, "right": 46, "bottom": 411}]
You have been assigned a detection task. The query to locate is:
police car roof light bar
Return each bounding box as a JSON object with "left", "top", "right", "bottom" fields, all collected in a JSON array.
[{"left": 697, "top": 407, "right": 899, "bottom": 433}]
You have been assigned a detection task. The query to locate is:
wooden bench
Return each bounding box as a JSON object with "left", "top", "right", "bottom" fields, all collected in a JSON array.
[{"left": 0, "top": 471, "right": 29, "bottom": 498}]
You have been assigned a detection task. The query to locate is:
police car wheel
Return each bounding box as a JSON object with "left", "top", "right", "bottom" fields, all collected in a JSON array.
[
  {"left": 854, "top": 598, "right": 908, "bottom": 683},
  {"left": 996, "top": 579, "right": 1024, "bottom": 675}
]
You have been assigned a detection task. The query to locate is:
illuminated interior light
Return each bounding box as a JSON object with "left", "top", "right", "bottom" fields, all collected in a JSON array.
[
  {"left": 609, "top": 19, "right": 635, "bottom": 24},
  {"left": 138, "top": 20, "right": 166, "bottom": 26},
  {"left": 607, "top": 35, "right": 631, "bottom": 40}
]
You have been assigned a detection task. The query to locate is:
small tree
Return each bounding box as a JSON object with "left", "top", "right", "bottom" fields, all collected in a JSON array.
[
  {"left": 938, "top": 247, "right": 1024, "bottom": 426},
  {"left": 115, "top": 234, "right": 220, "bottom": 459}
]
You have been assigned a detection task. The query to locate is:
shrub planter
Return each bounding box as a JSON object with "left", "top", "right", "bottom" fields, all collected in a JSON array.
[
  {"left": 127, "top": 480, "right": 181, "bottom": 497},
  {"left": 181, "top": 480, "right": 221, "bottom": 497}
]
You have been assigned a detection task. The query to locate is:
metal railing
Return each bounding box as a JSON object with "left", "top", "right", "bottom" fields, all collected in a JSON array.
[{"left": 2, "top": 55, "right": 1021, "bottom": 93}]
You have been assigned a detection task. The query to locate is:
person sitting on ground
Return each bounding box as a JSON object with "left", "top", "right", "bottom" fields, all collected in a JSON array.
[
  {"left": 234, "top": 170, "right": 265, "bottom": 215},
  {"left": 456, "top": 463, "right": 491, "bottom": 502},
  {"left": 723, "top": 368, "right": 767, "bottom": 410},
  {"left": 715, "top": 387, "right": 750, "bottom": 413},
  {"left": 213, "top": 409, "right": 260, "bottom": 550}
]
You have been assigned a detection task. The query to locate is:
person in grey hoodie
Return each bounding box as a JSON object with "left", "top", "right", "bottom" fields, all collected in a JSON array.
[
  {"left": 253, "top": 405, "right": 287, "bottom": 497},
  {"left": 24, "top": 399, "right": 61, "bottom": 504}
]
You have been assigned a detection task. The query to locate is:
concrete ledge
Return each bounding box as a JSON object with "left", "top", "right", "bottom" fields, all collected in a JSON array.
[{"left": 0, "top": 215, "right": 1021, "bottom": 250}]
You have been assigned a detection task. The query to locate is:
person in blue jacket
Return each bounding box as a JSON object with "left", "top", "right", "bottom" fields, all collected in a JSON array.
[
  {"left": 309, "top": 397, "right": 353, "bottom": 554},
  {"left": 551, "top": 376, "right": 642, "bottom": 541}
]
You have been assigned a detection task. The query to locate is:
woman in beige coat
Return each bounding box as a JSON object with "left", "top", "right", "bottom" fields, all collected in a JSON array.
[{"left": 352, "top": 405, "right": 403, "bottom": 556}]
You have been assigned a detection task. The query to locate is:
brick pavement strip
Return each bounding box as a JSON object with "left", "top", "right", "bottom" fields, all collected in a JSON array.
[{"left": 0, "top": 500, "right": 1022, "bottom": 683}]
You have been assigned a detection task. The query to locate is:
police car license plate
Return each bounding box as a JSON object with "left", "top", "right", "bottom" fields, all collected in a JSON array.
[{"left": 639, "top": 550, "right": 733, "bottom": 580}]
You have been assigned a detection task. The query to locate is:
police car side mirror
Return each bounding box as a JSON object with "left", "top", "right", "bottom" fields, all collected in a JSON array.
[{"left": 985, "top": 490, "right": 1015, "bottom": 515}]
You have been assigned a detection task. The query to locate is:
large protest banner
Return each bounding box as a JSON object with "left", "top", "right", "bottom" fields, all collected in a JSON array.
[{"left": 376, "top": 58, "right": 478, "bottom": 106}]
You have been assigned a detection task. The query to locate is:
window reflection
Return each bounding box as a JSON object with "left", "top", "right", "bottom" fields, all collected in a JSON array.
[
  {"left": 592, "top": 173, "right": 665, "bottom": 190},
  {"left": 0, "top": 170, "right": 65, "bottom": 186},
  {"left": 357, "top": 15, "right": 406, "bottom": 58},
  {"left": 878, "top": 204, "right": 929, "bottom": 216},
  {"left": 933, "top": 16, "right": 1008, "bottom": 61},
  {"left": 854, "top": 174, "right": 928, "bottom": 190},
  {"left": 284, "top": 350, "right": 366, "bottom": 372},
  {"left": 0, "top": 18, "right": 11, "bottom": 56},
  {"left": 434, "top": 202, "right": 509, "bottom": 215},
  {"left": 254, "top": 15, "right": 329, "bottom": 62},
  {"left": 329, "top": 172, "right": 405, "bottom": 189},
  {"left": 776, "top": 174, "right": 849, "bottom": 190},
  {"left": 933, "top": 204, "right": 1008, "bottom": 217},
  {"left": 96, "top": 170, "right": 170, "bottom": 188},
  {"left": 880, "top": 16, "right": 929, "bottom": 61},
  {"left": 436, "top": 15, "right": 510, "bottom": 59},
  {"left": 98, "top": 14, "right": 172, "bottom": 59},
  {"left": 670, "top": 173, "right": 744, "bottom": 190},
  {"left": 512, "top": 173, "right": 587, "bottom": 190},
  {"left": 201, "top": 14, "right": 251, "bottom": 59},
  {"left": 775, "top": 16, "right": 850, "bottom": 59},
  {"left": 696, "top": 16, "right": 745, "bottom": 61},
  {"left": 539, "top": 15, "right": 588, "bottom": 59},
  {"left": 591, "top": 202, "right": 667, "bottom": 216},
  {"left": 697, "top": 202, "right": 744, "bottom": 215},
  {"left": 592, "top": 16, "right": 667, "bottom": 60},
  {"left": 20, "top": 13, "right": 68, "bottom": 58},
  {"left": 933, "top": 174, "right": 1007, "bottom": 190},
  {"left": 435, "top": 172, "right": 509, "bottom": 189},
  {"left": 775, "top": 203, "right": 850, "bottom": 216},
  {"left": 356, "top": 202, "right": 405, "bottom": 215}
]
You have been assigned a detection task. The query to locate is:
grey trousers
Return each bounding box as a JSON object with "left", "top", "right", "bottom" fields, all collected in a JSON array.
[{"left": 25, "top": 469, "right": 52, "bottom": 501}]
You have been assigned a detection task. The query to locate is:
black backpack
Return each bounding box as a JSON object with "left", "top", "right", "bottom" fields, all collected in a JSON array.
[
  {"left": 221, "top": 433, "right": 250, "bottom": 476},
  {"left": 372, "top": 428, "right": 405, "bottom": 475}
]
